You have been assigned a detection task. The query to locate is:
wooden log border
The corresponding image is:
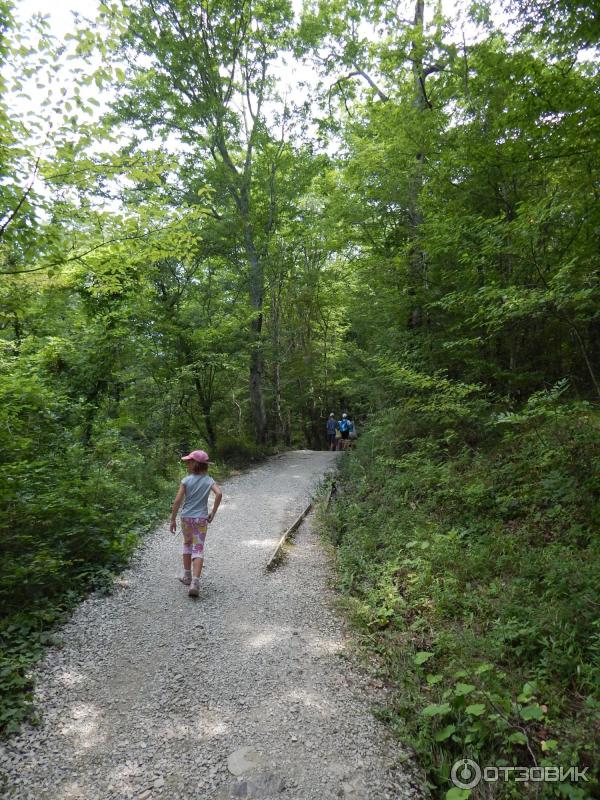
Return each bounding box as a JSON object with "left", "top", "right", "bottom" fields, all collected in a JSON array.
[
  {"left": 265, "top": 502, "right": 313, "bottom": 572},
  {"left": 265, "top": 477, "right": 336, "bottom": 572},
  {"left": 325, "top": 480, "right": 336, "bottom": 510}
]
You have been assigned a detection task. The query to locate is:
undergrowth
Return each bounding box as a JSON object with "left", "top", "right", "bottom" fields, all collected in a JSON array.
[
  {"left": 0, "top": 462, "right": 174, "bottom": 736},
  {"left": 322, "top": 381, "right": 600, "bottom": 799},
  {"left": 0, "top": 437, "right": 237, "bottom": 735}
]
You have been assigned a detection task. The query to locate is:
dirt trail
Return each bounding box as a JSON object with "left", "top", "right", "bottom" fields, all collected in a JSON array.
[{"left": 0, "top": 451, "right": 421, "bottom": 800}]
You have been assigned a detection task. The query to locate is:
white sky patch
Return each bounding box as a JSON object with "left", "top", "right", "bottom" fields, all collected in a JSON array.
[{"left": 15, "top": 0, "right": 98, "bottom": 37}]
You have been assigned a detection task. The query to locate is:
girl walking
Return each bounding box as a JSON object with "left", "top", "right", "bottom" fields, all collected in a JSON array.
[{"left": 170, "top": 449, "right": 222, "bottom": 597}]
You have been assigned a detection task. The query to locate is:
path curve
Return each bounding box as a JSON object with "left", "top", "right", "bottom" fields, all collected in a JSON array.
[{"left": 0, "top": 451, "right": 421, "bottom": 800}]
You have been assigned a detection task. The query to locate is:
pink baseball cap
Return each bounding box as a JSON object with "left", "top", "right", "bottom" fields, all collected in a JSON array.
[{"left": 181, "top": 449, "right": 212, "bottom": 463}]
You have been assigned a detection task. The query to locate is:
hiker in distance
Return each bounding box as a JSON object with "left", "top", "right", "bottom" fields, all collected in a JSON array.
[
  {"left": 347, "top": 415, "right": 357, "bottom": 448},
  {"left": 338, "top": 412, "right": 353, "bottom": 450},
  {"left": 326, "top": 412, "right": 338, "bottom": 451},
  {"left": 170, "top": 449, "right": 222, "bottom": 598}
]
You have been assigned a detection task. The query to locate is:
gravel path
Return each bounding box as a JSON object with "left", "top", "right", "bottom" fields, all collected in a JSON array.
[{"left": 0, "top": 450, "right": 422, "bottom": 800}]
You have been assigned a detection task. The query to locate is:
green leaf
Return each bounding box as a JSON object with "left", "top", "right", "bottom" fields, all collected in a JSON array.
[
  {"left": 426, "top": 673, "right": 443, "bottom": 685},
  {"left": 414, "top": 651, "right": 434, "bottom": 665},
  {"left": 517, "top": 681, "right": 538, "bottom": 702},
  {"left": 434, "top": 723, "right": 456, "bottom": 741},
  {"left": 422, "top": 703, "right": 451, "bottom": 717},
  {"left": 541, "top": 739, "right": 558, "bottom": 752},
  {"left": 507, "top": 731, "right": 528, "bottom": 745},
  {"left": 465, "top": 704, "right": 486, "bottom": 716},
  {"left": 520, "top": 704, "right": 544, "bottom": 721},
  {"left": 454, "top": 683, "right": 476, "bottom": 696},
  {"left": 446, "top": 789, "right": 471, "bottom": 800}
]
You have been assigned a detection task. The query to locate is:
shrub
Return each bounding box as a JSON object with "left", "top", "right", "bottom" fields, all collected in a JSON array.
[
  {"left": 214, "top": 436, "right": 273, "bottom": 468},
  {"left": 323, "top": 385, "right": 600, "bottom": 798}
]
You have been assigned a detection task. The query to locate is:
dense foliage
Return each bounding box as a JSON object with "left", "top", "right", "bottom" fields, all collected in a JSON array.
[
  {"left": 1, "top": 0, "right": 598, "bottom": 795},
  {"left": 323, "top": 378, "right": 599, "bottom": 797}
]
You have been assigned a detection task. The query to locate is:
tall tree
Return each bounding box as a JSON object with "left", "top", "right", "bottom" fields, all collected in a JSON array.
[{"left": 106, "top": 0, "right": 294, "bottom": 443}]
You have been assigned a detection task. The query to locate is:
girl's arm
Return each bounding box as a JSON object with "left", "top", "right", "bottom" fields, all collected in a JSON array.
[
  {"left": 207, "top": 483, "right": 223, "bottom": 523},
  {"left": 170, "top": 484, "right": 186, "bottom": 533}
]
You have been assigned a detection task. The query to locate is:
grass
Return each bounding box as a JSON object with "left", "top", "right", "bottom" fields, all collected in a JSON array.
[{"left": 319, "top": 396, "right": 600, "bottom": 799}]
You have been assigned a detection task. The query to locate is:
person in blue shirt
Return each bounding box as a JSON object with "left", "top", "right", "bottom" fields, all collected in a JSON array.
[{"left": 338, "top": 413, "right": 351, "bottom": 450}]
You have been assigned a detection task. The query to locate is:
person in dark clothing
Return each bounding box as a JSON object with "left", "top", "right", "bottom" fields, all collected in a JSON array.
[{"left": 326, "top": 412, "right": 337, "bottom": 451}]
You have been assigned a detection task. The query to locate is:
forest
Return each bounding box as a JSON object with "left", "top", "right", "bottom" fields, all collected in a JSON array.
[{"left": 0, "top": 0, "right": 599, "bottom": 796}]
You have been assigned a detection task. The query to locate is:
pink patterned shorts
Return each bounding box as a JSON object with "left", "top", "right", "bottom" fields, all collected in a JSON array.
[{"left": 181, "top": 517, "right": 208, "bottom": 560}]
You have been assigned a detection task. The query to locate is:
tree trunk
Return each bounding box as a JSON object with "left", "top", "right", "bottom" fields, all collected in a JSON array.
[
  {"left": 272, "top": 339, "right": 284, "bottom": 444},
  {"left": 270, "top": 266, "right": 286, "bottom": 444},
  {"left": 246, "top": 242, "right": 267, "bottom": 443},
  {"left": 195, "top": 378, "right": 217, "bottom": 449},
  {"left": 407, "top": 0, "right": 428, "bottom": 329}
]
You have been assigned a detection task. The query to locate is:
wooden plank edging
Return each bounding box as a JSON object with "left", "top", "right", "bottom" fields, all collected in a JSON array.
[
  {"left": 265, "top": 502, "right": 313, "bottom": 572},
  {"left": 325, "top": 480, "right": 336, "bottom": 509}
]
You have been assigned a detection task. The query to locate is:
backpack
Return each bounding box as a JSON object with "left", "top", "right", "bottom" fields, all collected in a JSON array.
[{"left": 339, "top": 418, "right": 349, "bottom": 433}]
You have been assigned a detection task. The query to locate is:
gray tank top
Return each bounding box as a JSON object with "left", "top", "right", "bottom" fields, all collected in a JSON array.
[{"left": 180, "top": 474, "right": 215, "bottom": 518}]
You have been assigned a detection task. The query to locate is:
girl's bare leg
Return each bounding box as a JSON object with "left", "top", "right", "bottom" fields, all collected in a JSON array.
[{"left": 192, "top": 558, "right": 204, "bottom": 579}]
